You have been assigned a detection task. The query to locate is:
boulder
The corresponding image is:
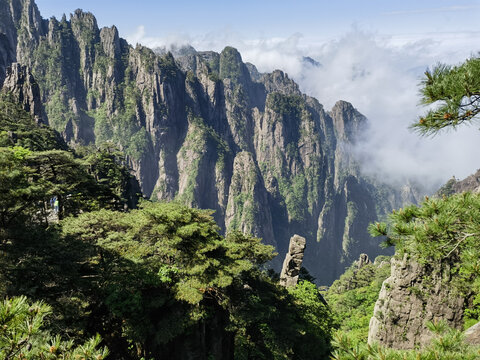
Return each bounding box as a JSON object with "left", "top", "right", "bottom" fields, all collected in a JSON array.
[{"left": 465, "top": 321, "right": 480, "bottom": 345}]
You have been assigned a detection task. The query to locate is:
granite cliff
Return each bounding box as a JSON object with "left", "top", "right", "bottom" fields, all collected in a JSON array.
[{"left": 0, "top": 0, "right": 418, "bottom": 283}]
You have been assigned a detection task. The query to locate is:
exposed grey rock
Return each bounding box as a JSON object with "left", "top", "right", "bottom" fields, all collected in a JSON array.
[
  {"left": 330, "top": 100, "right": 367, "bottom": 144},
  {"left": 280, "top": 235, "right": 306, "bottom": 287},
  {"left": 450, "top": 170, "right": 480, "bottom": 194},
  {"left": 2, "top": 62, "right": 44, "bottom": 123},
  {"left": 302, "top": 56, "right": 322, "bottom": 68},
  {"left": 245, "top": 62, "right": 262, "bottom": 81},
  {"left": 356, "top": 253, "right": 371, "bottom": 269},
  {"left": 368, "top": 254, "right": 465, "bottom": 349},
  {"left": 465, "top": 321, "right": 480, "bottom": 345},
  {"left": 261, "top": 69, "right": 301, "bottom": 95},
  {"left": 225, "top": 152, "right": 276, "bottom": 248}
]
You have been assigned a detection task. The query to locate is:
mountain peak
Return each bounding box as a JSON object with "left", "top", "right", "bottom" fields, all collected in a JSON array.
[{"left": 330, "top": 100, "right": 367, "bottom": 143}]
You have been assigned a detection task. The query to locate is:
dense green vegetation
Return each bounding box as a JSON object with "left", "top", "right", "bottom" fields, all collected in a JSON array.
[
  {"left": 332, "top": 320, "right": 480, "bottom": 359},
  {"left": 0, "top": 96, "right": 333, "bottom": 359},
  {"left": 326, "top": 257, "right": 391, "bottom": 345},
  {"left": 219, "top": 46, "right": 244, "bottom": 83},
  {"left": 369, "top": 193, "right": 480, "bottom": 327},
  {"left": 329, "top": 193, "right": 480, "bottom": 358},
  {"left": 0, "top": 296, "right": 108, "bottom": 360}
]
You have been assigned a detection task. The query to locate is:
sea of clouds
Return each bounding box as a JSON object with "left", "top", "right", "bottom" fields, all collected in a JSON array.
[{"left": 127, "top": 26, "right": 480, "bottom": 191}]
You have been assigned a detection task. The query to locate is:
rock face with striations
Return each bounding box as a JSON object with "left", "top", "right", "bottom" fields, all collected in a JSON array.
[
  {"left": 280, "top": 234, "right": 306, "bottom": 287},
  {"left": 0, "top": 0, "right": 418, "bottom": 284},
  {"left": 368, "top": 254, "right": 465, "bottom": 349},
  {"left": 2, "top": 62, "right": 45, "bottom": 123}
]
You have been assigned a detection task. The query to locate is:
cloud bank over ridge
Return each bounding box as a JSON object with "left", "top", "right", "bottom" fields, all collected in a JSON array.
[{"left": 127, "top": 26, "right": 480, "bottom": 189}]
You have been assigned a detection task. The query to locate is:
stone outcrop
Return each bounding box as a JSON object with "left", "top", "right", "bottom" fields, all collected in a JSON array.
[
  {"left": 437, "top": 170, "right": 480, "bottom": 196},
  {"left": 280, "top": 235, "right": 306, "bottom": 287},
  {"left": 368, "top": 254, "right": 465, "bottom": 349},
  {"left": 0, "top": 0, "right": 418, "bottom": 284},
  {"left": 1, "top": 62, "right": 44, "bottom": 123},
  {"left": 356, "top": 253, "right": 371, "bottom": 269},
  {"left": 465, "top": 322, "right": 480, "bottom": 345}
]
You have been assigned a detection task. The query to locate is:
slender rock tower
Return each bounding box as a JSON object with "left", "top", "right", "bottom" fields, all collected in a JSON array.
[{"left": 279, "top": 234, "right": 306, "bottom": 287}]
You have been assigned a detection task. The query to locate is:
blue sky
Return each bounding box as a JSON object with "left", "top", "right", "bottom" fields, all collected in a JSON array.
[
  {"left": 35, "top": 0, "right": 480, "bottom": 41},
  {"left": 34, "top": 0, "right": 480, "bottom": 187}
]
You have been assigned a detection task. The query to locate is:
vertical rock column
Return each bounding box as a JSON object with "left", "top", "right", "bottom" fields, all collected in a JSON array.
[
  {"left": 279, "top": 234, "right": 306, "bottom": 287},
  {"left": 2, "top": 62, "right": 44, "bottom": 123}
]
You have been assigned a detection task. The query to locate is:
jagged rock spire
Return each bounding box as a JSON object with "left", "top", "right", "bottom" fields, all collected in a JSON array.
[
  {"left": 280, "top": 234, "right": 306, "bottom": 287},
  {"left": 2, "top": 62, "right": 44, "bottom": 123}
]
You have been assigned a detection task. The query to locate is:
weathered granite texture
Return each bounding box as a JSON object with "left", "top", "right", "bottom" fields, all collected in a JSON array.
[
  {"left": 465, "top": 321, "right": 480, "bottom": 345},
  {"left": 368, "top": 254, "right": 465, "bottom": 349},
  {"left": 280, "top": 234, "right": 306, "bottom": 287},
  {"left": 2, "top": 62, "right": 44, "bottom": 123}
]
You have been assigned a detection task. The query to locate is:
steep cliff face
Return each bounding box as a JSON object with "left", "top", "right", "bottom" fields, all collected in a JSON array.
[
  {"left": 0, "top": 0, "right": 414, "bottom": 283},
  {"left": 368, "top": 254, "right": 466, "bottom": 349},
  {"left": 2, "top": 62, "right": 45, "bottom": 123}
]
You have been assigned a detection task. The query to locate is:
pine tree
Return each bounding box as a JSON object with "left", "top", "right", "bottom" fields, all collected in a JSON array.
[{"left": 413, "top": 56, "right": 480, "bottom": 135}]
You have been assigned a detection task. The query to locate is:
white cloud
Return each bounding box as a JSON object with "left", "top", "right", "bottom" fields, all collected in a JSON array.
[
  {"left": 126, "top": 25, "right": 192, "bottom": 49},
  {"left": 127, "top": 26, "right": 480, "bottom": 190}
]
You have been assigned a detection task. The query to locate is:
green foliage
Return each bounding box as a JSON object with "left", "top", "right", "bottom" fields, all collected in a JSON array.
[
  {"left": 369, "top": 193, "right": 480, "bottom": 327},
  {"left": 0, "top": 145, "right": 44, "bottom": 237},
  {"left": 267, "top": 92, "right": 302, "bottom": 119},
  {"left": 0, "top": 98, "right": 137, "bottom": 237},
  {"left": 60, "top": 202, "right": 310, "bottom": 357},
  {"left": 231, "top": 278, "right": 333, "bottom": 360},
  {"left": 368, "top": 193, "right": 480, "bottom": 261},
  {"left": 62, "top": 202, "right": 275, "bottom": 305},
  {"left": 413, "top": 56, "right": 480, "bottom": 135},
  {"left": 0, "top": 145, "right": 129, "bottom": 234},
  {"left": 326, "top": 259, "right": 391, "bottom": 345},
  {"left": 0, "top": 296, "right": 108, "bottom": 360},
  {"left": 76, "top": 144, "right": 141, "bottom": 208},
  {"left": 219, "top": 46, "right": 244, "bottom": 83},
  {"left": 158, "top": 52, "right": 179, "bottom": 80},
  {"left": 1, "top": 187, "right": 332, "bottom": 358},
  {"left": 0, "top": 93, "right": 66, "bottom": 151},
  {"left": 331, "top": 321, "right": 480, "bottom": 359},
  {"left": 278, "top": 173, "right": 307, "bottom": 222}
]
